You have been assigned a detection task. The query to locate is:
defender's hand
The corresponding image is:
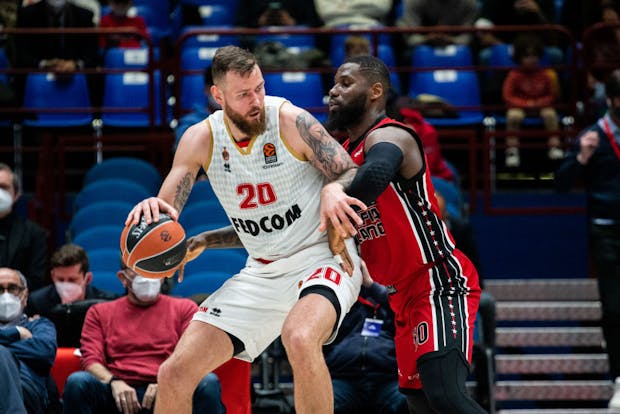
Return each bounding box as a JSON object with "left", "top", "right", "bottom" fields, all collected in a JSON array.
[
  {"left": 176, "top": 235, "right": 207, "bottom": 283},
  {"left": 328, "top": 222, "right": 354, "bottom": 276}
]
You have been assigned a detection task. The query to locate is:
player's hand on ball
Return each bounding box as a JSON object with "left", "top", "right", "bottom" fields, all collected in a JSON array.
[
  {"left": 328, "top": 222, "right": 354, "bottom": 276},
  {"left": 177, "top": 234, "right": 207, "bottom": 283},
  {"left": 125, "top": 197, "right": 179, "bottom": 226}
]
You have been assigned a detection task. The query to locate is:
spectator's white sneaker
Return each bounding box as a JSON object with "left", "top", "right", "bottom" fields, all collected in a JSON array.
[
  {"left": 609, "top": 377, "right": 620, "bottom": 409},
  {"left": 505, "top": 148, "right": 520, "bottom": 168},
  {"left": 548, "top": 147, "right": 564, "bottom": 160}
]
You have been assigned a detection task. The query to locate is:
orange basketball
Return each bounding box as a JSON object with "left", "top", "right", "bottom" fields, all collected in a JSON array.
[{"left": 120, "top": 214, "right": 187, "bottom": 279}]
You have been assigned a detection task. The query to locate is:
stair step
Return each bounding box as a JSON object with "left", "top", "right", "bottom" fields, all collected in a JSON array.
[
  {"left": 499, "top": 410, "right": 620, "bottom": 414},
  {"left": 496, "top": 354, "right": 609, "bottom": 374},
  {"left": 497, "top": 302, "right": 601, "bottom": 321},
  {"left": 486, "top": 279, "right": 599, "bottom": 301},
  {"left": 495, "top": 380, "right": 613, "bottom": 401},
  {"left": 496, "top": 327, "right": 604, "bottom": 347}
]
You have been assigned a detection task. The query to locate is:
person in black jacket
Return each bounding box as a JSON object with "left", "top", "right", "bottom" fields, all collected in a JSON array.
[
  {"left": 0, "top": 163, "right": 48, "bottom": 291},
  {"left": 556, "top": 68, "right": 620, "bottom": 409},
  {"left": 26, "top": 243, "right": 118, "bottom": 348},
  {"left": 323, "top": 262, "right": 408, "bottom": 414}
]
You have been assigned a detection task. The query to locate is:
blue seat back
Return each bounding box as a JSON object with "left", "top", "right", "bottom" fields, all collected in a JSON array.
[
  {"left": 180, "top": 200, "right": 230, "bottom": 234},
  {"left": 70, "top": 201, "right": 134, "bottom": 237},
  {"left": 74, "top": 179, "right": 151, "bottom": 211},
  {"left": 23, "top": 73, "right": 92, "bottom": 127},
  {"left": 102, "top": 70, "right": 162, "bottom": 127},
  {"left": 196, "top": 4, "right": 236, "bottom": 26},
  {"left": 72, "top": 225, "right": 123, "bottom": 252},
  {"left": 178, "top": 25, "right": 239, "bottom": 49},
  {"left": 179, "top": 47, "right": 216, "bottom": 111},
  {"left": 90, "top": 270, "right": 125, "bottom": 295},
  {"left": 172, "top": 270, "right": 230, "bottom": 297},
  {"left": 183, "top": 249, "right": 247, "bottom": 277},
  {"left": 84, "top": 157, "right": 162, "bottom": 193},
  {"left": 263, "top": 72, "right": 324, "bottom": 110},
  {"left": 413, "top": 44, "right": 473, "bottom": 68}
]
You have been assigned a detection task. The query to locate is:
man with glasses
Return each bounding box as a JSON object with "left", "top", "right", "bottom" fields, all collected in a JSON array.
[
  {"left": 0, "top": 266, "right": 58, "bottom": 414},
  {"left": 62, "top": 262, "right": 226, "bottom": 414}
]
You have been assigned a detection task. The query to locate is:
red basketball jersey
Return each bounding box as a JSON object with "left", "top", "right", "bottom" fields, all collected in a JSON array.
[{"left": 344, "top": 117, "right": 458, "bottom": 287}]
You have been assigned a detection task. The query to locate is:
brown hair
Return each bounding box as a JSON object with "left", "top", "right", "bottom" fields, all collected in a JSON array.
[
  {"left": 51, "top": 244, "right": 90, "bottom": 273},
  {"left": 211, "top": 46, "right": 258, "bottom": 85}
]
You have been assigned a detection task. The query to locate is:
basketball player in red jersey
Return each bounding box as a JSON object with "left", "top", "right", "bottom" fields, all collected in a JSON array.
[
  {"left": 325, "top": 55, "right": 485, "bottom": 413},
  {"left": 126, "top": 46, "right": 366, "bottom": 414}
]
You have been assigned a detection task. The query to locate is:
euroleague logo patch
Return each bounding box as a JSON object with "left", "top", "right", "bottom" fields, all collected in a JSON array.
[
  {"left": 160, "top": 231, "right": 172, "bottom": 242},
  {"left": 263, "top": 143, "right": 277, "bottom": 164}
]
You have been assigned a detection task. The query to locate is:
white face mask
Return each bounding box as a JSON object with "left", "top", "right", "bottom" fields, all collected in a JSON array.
[
  {"left": 55, "top": 281, "right": 85, "bottom": 304},
  {"left": 131, "top": 276, "right": 161, "bottom": 302},
  {"left": 0, "top": 188, "right": 13, "bottom": 214},
  {"left": 0, "top": 292, "right": 22, "bottom": 322}
]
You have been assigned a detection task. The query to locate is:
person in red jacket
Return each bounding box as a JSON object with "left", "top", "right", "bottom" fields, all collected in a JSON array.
[
  {"left": 502, "top": 34, "right": 562, "bottom": 167},
  {"left": 99, "top": 0, "right": 148, "bottom": 49}
]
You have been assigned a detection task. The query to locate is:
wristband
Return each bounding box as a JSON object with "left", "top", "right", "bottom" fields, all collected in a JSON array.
[{"left": 109, "top": 375, "right": 123, "bottom": 385}]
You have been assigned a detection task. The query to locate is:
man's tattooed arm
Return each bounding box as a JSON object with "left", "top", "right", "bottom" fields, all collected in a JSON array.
[
  {"left": 295, "top": 111, "right": 358, "bottom": 189},
  {"left": 173, "top": 172, "right": 195, "bottom": 212},
  {"left": 201, "top": 226, "right": 244, "bottom": 248}
]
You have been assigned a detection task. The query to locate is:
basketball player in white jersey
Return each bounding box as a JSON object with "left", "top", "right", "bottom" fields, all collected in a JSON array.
[{"left": 126, "top": 46, "right": 366, "bottom": 414}]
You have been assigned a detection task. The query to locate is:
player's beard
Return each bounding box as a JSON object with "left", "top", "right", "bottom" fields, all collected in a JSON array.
[
  {"left": 326, "top": 91, "right": 368, "bottom": 131},
  {"left": 225, "top": 105, "right": 267, "bottom": 137}
]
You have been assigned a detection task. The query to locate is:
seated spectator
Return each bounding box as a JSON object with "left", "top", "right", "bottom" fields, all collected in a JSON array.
[
  {"left": 314, "top": 0, "right": 393, "bottom": 27},
  {"left": 0, "top": 267, "right": 57, "bottom": 414},
  {"left": 236, "top": 0, "right": 322, "bottom": 28},
  {"left": 323, "top": 262, "right": 408, "bottom": 414},
  {"left": 62, "top": 261, "right": 225, "bottom": 414},
  {"left": 175, "top": 65, "right": 220, "bottom": 150},
  {"left": 99, "top": 0, "right": 148, "bottom": 49},
  {"left": 0, "top": 163, "right": 48, "bottom": 291},
  {"left": 397, "top": 0, "right": 478, "bottom": 48},
  {"left": 26, "top": 243, "right": 118, "bottom": 348},
  {"left": 344, "top": 34, "right": 370, "bottom": 58},
  {"left": 399, "top": 107, "right": 457, "bottom": 183},
  {"left": 502, "top": 34, "right": 562, "bottom": 168}
]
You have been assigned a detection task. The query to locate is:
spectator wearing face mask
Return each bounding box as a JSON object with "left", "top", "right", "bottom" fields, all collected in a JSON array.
[
  {"left": 62, "top": 261, "right": 226, "bottom": 414},
  {"left": 0, "top": 163, "right": 48, "bottom": 291},
  {"left": 0, "top": 267, "right": 58, "bottom": 414},
  {"left": 99, "top": 0, "right": 149, "bottom": 49},
  {"left": 26, "top": 244, "right": 118, "bottom": 348}
]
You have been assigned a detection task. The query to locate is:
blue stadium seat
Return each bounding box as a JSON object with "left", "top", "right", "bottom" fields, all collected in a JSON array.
[
  {"left": 83, "top": 157, "right": 162, "bottom": 193},
  {"left": 180, "top": 200, "right": 230, "bottom": 234},
  {"left": 0, "top": 48, "right": 8, "bottom": 86},
  {"left": 70, "top": 201, "right": 134, "bottom": 237},
  {"left": 130, "top": 4, "right": 171, "bottom": 42},
  {"left": 172, "top": 270, "right": 231, "bottom": 297},
  {"left": 102, "top": 70, "right": 163, "bottom": 127},
  {"left": 90, "top": 270, "right": 125, "bottom": 295},
  {"left": 413, "top": 44, "right": 473, "bottom": 69},
  {"left": 178, "top": 25, "right": 239, "bottom": 49},
  {"left": 87, "top": 248, "right": 122, "bottom": 274},
  {"left": 103, "top": 47, "right": 158, "bottom": 69},
  {"left": 195, "top": 4, "right": 236, "bottom": 26},
  {"left": 74, "top": 179, "right": 151, "bottom": 211},
  {"left": 255, "top": 26, "right": 316, "bottom": 53},
  {"left": 263, "top": 72, "right": 326, "bottom": 121},
  {"left": 72, "top": 226, "right": 123, "bottom": 252},
  {"left": 179, "top": 47, "right": 216, "bottom": 111},
  {"left": 186, "top": 179, "right": 218, "bottom": 205},
  {"left": 23, "top": 73, "right": 92, "bottom": 127},
  {"left": 328, "top": 27, "right": 392, "bottom": 67},
  {"left": 182, "top": 249, "right": 247, "bottom": 277},
  {"left": 408, "top": 70, "right": 483, "bottom": 127}
]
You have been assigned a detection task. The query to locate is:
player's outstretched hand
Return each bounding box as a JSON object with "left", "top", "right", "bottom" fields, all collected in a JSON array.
[
  {"left": 125, "top": 197, "right": 179, "bottom": 226},
  {"left": 176, "top": 234, "right": 207, "bottom": 283},
  {"left": 320, "top": 182, "right": 366, "bottom": 238},
  {"left": 327, "top": 222, "right": 354, "bottom": 276}
]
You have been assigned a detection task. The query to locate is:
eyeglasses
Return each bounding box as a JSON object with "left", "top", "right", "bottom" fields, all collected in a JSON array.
[{"left": 0, "top": 284, "right": 25, "bottom": 295}]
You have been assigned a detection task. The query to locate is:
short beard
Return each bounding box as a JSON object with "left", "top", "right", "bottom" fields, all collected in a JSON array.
[
  {"left": 226, "top": 106, "right": 266, "bottom": 137},
  {"left": 326, "top": 92, "right": 367, "bottom": 131}
]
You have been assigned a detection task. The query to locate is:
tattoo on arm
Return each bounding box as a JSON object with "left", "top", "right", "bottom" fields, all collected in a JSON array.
[
  {"left": 204, "top": 226, "right": 243, "bottom": 248},
  {"left": 295, "top": 111, "right": 358, "bottom": 184},
  {"left": 174, "top": 172, "right": 194, "bottom": 212}
]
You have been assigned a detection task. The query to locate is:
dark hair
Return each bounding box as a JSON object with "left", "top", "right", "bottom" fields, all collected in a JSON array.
[
  {"left": 51, "top": 244, "right": 90, "bottom": 274},
  {"left": 342, "top": 54, "right": 391, "bottom": 96},
  {"left": 211, "top": 46, "right": 258, "bottom": 84},
  {"left": 513, "top": 34, "right": 545, "bottom": 64},
  {"left": 0, "top": 163, "right": 19, "bottom": 194},
  {"left": 203, "top": 65, "right": 214, "bottom": 86},
  {"left": 606, "top": 69, "right": 620, "bottom": 98}
]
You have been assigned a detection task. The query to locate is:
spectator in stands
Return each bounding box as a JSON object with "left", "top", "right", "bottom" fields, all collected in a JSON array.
[
  {"left": 314, "top": 0, "right": 393, "bottom": 28},
  {"left": 175, "top": 65, "right": 220, "bottom": 150},
  {"left": 397, "top": 0, "right": 478, "bottom": 49},
  {"left": 502, "top": 34, "right": 562, "bottom": 168},
  {"left": 62, "top": 260, "right": 225, "bottom": 414},
  {"left": 399, "top": 107, "right": 456, "bottom": 183},
  {"left": 99, "top": 0, "right": 148, "bottom": 49},
  {"left": 26, "top": 243, "right": 118, "bottom": 348},
  {"left": 0, "top": 163, "right": 48, "bottom": 291},
  {"left": 236, "top": 0, "right": 322, "bottom": 28},
  {"left": 0, "top": 267, "right": 57, "bottom": 414},
  {"left": 555, "top": 69, "right": 620, "bottom": 410},
  {"left": 324, "top": 262, "right": 409, "bottom": 414}
]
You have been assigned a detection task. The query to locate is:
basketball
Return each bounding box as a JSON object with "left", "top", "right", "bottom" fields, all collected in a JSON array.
[{"left": 120, "top": 213, "right": 187, "bottom": 279}]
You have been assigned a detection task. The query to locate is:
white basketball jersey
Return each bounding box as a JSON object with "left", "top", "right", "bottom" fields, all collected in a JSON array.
[{"left": 205, "top": 96, "right": 326, "bottom": 260}]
